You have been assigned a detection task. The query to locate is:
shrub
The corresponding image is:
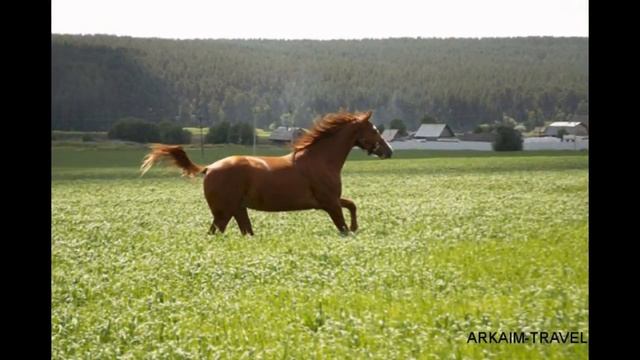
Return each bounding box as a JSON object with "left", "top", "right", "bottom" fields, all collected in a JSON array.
[
  {"left": 557, "top": 128, "right": 568, "bottom": 140},
  {"left": 108, "top": 117, "right": 160, "bottom": 143},
  {"left": 234, "top": 122, "right": 255, "bottom": 145},
  {"left": 474, "top": 124, "right": 494, "bottom": 134},
  {"left": 206, "top": 121, "right": 254, "bottom": 144},
  {"left": 492, "top": 125, "right": 523, "bottom": 151},
  {"left": 206, "top": 121, "right": 231, "bottom": 144},
  {"left": 390, "top": 119, "right": 408, "bottom": 136},
  {"left": 158, "top": 121, "right": 192, "bottom": 144}
]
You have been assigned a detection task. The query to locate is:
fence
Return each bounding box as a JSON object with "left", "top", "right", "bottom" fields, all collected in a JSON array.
[{"left": 387, "top": 138, "right": 588, "bottom": 151}]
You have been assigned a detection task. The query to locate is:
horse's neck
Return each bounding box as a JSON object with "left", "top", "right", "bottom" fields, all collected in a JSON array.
[{"left": 297, "top": 127, "right": 357, "bottom": 172}]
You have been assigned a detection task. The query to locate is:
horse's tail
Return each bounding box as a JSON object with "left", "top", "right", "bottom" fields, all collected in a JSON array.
[{"left": 140, "top": 144, "right": 206, "bottom": 177}]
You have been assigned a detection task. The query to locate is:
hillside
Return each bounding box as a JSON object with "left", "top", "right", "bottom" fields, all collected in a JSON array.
[{"left": 52, "top": 35, "right": 588, "bottom": 132}]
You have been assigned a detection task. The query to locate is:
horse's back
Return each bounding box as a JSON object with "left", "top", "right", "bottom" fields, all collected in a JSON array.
[
  {"left": 204, "top": 155, "right": 290, "bottom": 174},
  {"left": 203, "top": 154, "right": 318, "bottom": 211}
]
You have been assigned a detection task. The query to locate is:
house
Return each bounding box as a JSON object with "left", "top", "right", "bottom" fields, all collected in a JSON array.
[
  {"left": 458, "top": 132, "right": 496, "bottom": 142},
  {"left": 543, "top": 122, "right": 588, "bottom": 137},
  {"left": 532, "top": 126, "right": 546, "bottom": 136},
  {"left": 414, "top": 124, "right": 457, "bottom": 141},
  {"left": 381, "top": 129, "right": 400, "bottom": 142},
  {"left": 568, "top": 114, "right": 589, "bottom": 127},
  {"left": 268, "top": 127, "right": 305, "bottom": 144}
]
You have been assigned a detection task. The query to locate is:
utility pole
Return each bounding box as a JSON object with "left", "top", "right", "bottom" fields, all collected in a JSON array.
[
  {"left": 291, "top": 113, "right": 295, "bottom": 148},
  {"left": 199, "top": 113, "right": 204, "bottom": 159},
  {"left": 253, "top": 116, "right": 256, "bottom": 155}
]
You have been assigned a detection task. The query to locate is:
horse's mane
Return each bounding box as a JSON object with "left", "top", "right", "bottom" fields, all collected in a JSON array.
[{"left": 292, "top": 112, "right": 358, "bottom": 152}]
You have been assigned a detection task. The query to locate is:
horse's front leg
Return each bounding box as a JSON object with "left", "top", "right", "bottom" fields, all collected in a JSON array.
[
  {"left": 339, "top": 198, "right": 358, "bottom": 232},
  {"left": 323, "top": 202, "right": 349, "bottom": 235}
]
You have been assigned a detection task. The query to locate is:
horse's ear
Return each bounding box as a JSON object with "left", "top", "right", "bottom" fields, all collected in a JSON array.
[{"left": 357, "top": 111, "right": 373, "bottom": 122}]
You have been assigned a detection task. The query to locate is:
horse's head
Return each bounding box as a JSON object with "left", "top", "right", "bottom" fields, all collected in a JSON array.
[{"left": 353, "top": 111, "right": 393, "bottom": 159}]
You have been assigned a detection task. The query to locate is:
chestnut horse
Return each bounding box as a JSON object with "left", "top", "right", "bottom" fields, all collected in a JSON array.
[{"left": 140, "top": 111, "right": 392, "bottom": 235}]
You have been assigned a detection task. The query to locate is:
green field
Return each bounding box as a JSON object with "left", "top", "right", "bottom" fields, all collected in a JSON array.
[
  {"left": 183, "top": 127, "right": 210, "bottom": 136},
  {"left": 179, "top": 128, "right": 272, "bottom": 136},
  {"left": 183, "top": 128, "right": 272, "bottom": 146},
  {"left": 52, "top": 147, "right": 588, "bottom": 359},
  {"left": 52, "top": 128, "right": 273, "bottom": 147}
]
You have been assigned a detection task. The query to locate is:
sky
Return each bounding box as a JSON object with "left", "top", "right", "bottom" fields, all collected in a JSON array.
[{"left": 51, "top": 0, "right": 588, "bottom": 40}]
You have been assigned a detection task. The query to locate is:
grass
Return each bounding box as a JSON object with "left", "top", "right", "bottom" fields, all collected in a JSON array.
[
  {"left": 183, "top": 128, "right": 272, "bottom": 145},
  {"left": 183, "top": 128, "right": 272, "bottom": 137},
  {"left": 52, "top": 128, "right": 272, "bottom": 147},
  {"left": 255, "top": 128, "right": 272, "bottom": 138},
  {"left": 52, "top": 130, "right": 109, "bottom": 142},
  {"left": 183, "top": 127, "right": 210, "bottom": 136},
  {"left": 52, "top": 146, "right": 588, "bottom": 359}
]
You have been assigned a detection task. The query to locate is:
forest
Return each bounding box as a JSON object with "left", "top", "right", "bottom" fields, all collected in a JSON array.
[{"left": 52, "top": 35, "right": 588, "bottom": 132}]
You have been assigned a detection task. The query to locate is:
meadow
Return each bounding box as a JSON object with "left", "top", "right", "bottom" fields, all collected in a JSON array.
[{"left": 52, "top": 146, "right": 588, "bottom": 359}]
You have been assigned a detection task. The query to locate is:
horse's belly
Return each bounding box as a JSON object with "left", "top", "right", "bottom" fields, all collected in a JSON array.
[
  {"left": 245, "top": 192, "right": 318, "bottom": 211},
  {"left": 246, "top": 202, "right": 314, "bottom": 212},
  {"left": 244, "top": 177, "right": 318, "bottom": 211}
]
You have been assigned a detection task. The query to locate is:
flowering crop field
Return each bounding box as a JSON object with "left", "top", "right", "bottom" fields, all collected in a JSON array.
[{"left": 52, "top": 148, "right": 588, "bottom": 359}]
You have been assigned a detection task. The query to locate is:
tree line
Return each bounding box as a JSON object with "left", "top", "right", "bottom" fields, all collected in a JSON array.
[
  {"left": 107, "top": 117, "right": 255, "bottom": 145},
  {"left": 52, "top": 35, "right": 588, "bottom": 132}
]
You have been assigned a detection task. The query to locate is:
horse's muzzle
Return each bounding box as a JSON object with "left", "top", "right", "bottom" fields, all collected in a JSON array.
[{"left": 373, "top": 140, "right": 393, "bottom": 159}]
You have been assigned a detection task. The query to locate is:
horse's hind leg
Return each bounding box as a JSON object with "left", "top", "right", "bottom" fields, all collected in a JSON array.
[
  {"left": 214, "top": 212, "right": 233, "bottom": 234},
  {"left": 234, "top": 207, "right": 254, "bottom": 236},
  {"left": 207, "top": 210, "right": 232, "bottom": 235}
]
